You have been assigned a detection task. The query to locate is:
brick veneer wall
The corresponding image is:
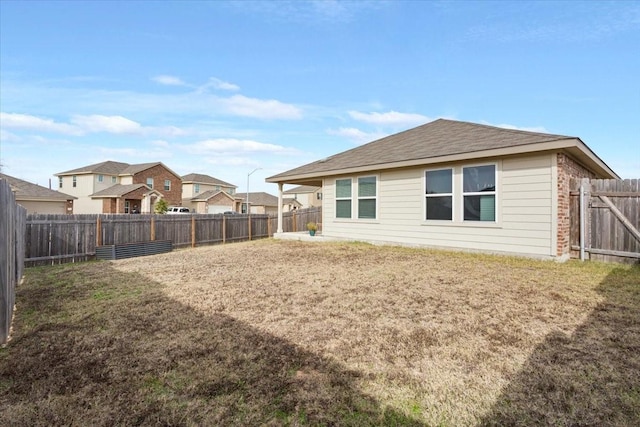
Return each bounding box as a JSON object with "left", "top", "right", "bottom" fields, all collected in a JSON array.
[
  {"left": 556, "top": 153, "right": 596, "bottom": 257},
  {"left": 132, "top": 164, "right": 182, "bottom": 206}
]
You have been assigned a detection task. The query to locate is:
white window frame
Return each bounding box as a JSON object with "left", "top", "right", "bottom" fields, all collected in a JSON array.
[
  {"left": 164, "top": 180, "right": 171, "bottom": 191},
  {"left": 98, "top": 175, "right": 104, "bottom": 183},
  {"left": 58, "top": 177, "right": 63, "bottom": 189},
  {"left": 462, "top": 163, "right": 497, "bottom": 223},
  {"left": 111, "top": 176, "right": 117, "bottom": 184},
  {"left": 72, "top": 176, "right": 77, "bottom": 188},
  {"left": 194, "top": 183, "right": 200, "bottom": 194},
  {"left": 424, "top": 168, "right": 454, "bottom": 221},
  {"left": 335, "top": 178, "right": 353, "bottom": 219},
  {"left": 357, "top": 175, "right": 378, "bottom": 220},
  {"left": 146, "top": 177, "right": 154, "bottom": 189}
]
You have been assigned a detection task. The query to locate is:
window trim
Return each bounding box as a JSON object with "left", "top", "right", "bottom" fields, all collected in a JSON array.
[
  {"left": 98, "top": 175, "right": 104, "bottom": 183},
  {"left": 146, "top": 177, "right": 154, "bottom": 189},
  {"left": 194, "top": 183, "right": 200, "bottom": 194},
  {"left": 424, "top": 167, "right": 454, "bottom": 222},
  {"left": 335, "top": 178, "right": 352, "bottom": 219},
  {"left": 164, "top": 179, "right": 171, "bottom": 191},
  {"left": 72, "top": 176, "right": 77, "bottom": 188},
  {"left": 357, "top": 175, "right": 378, "bottom": 220},
  {"left": 58, "top": 177, "right": 63, "bottom": 189},
  {"left": 462, "top": 163, "right": 497, "bottom": 223}
]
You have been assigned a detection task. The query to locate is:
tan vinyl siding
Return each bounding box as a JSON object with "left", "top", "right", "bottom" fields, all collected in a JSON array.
[
  {"left": 17, "top": 200, "right": 67, "bottom": 215},
  {"left": 322, "top": 154, "right": 556, "bottom": 258}
]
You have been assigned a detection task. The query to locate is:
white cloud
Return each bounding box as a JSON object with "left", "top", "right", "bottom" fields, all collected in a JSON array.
[
  {"left": 197, "top": 77, "right": 240, "bottom": 92},
  {"left": 203, "top": 156, "right": 256, "bottom": 167},
  {"left": 150, "top": 140, "right": 170, "bottom": 148},
  {"left": 221, "top": 95, "right": 303, "bottom": 119},
  {"left": 348, "top": 110, "right": 431, "bottom": 126},
  {"left": 0, "top": 112, "right": 83, "bottom": 135},
  {"left": 184, "top": 138, "right": 292, "bottom": 155},
  {"left": 71, "top": 115, "right": 143, "bottom": 134},
  {"left": 152, "top": 75, "right": 187, "bottom": 86},
  {"left": 327, "top": 127, "right": 388, "bottom": 145}
]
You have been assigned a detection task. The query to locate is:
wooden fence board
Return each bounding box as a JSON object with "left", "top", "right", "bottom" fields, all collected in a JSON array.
[{"left": 571, "top": 178, "right": 640, "bottom": 264}]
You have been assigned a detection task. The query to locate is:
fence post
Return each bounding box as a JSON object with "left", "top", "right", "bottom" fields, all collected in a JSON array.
[
  {"left": 150, "top": 216, "right": 155, "bottom": 241},
  {"left": 293, "top": 210, "right": 297, "bottom": 232},
  {"left": 191, "top": 215, "right": 196, "bottom": 248},
  {"left": 248, "top": 215, "right": 252, "bottom": 241},
  {"left": 96, "top": 216, "right": 102, "bottom": 247},
  {"left": 222, "top": 215, "right": 226, "bottom": 243},
  {"left": 268, "top": 216, "right": 272, "bottom": 236}
]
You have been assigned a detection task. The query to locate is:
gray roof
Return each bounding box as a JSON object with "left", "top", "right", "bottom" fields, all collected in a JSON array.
[
  {"left": 191, "top": 189, "right": 236, "bottom": 202},
  {"left": 90, "top": 184, "right": 150, "bottom": 198},
  {"left": 56, "top": 161, "right": 181, "bottom": 179},
  {"left": 0, "top": 173, "right": 77, "bottom": 201},
  {"left": 181, "top": 173, "right": 236, "bottom": 188},
  {"left": 283, "top": 185, "right": 321, "bottom": 194},
  {"left": 267, "top": 119, "right": 617, "bottom": 182},
  {"left": 56, "top": 160, "right": 130, "bottom": 176},
  {"left": 235, "top": 192, "right": 279, "bottom": 207}
]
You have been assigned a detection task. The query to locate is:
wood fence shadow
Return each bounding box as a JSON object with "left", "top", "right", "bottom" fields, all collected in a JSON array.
[
  {"left": 0, "top": 263, "right": 424, "bottom": 426},
  {"left": 480, "top": 266, "right": 640, "bottom": 426}
]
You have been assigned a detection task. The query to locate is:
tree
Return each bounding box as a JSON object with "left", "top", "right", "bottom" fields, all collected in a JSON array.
[{"left": 154, "top": 198, "right": 169, "bottom": 214}]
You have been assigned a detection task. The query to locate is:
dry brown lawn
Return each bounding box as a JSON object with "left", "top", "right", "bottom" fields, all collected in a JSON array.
[{"left": 1, "top": 239, "right": 639, "bottom": 426}]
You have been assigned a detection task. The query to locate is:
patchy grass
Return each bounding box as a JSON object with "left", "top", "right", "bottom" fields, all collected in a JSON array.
[{"left": 1, "top": 239, "right": 638, "bottom": 426}]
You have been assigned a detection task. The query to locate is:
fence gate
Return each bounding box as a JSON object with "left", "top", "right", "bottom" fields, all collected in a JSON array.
[{"left": 570, "top": 178, "right": 640, "bottom": 263}]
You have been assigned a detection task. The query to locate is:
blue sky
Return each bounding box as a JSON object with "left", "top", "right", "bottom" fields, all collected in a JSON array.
[{"left": 1, "top": 1, "right": 638, "bottom": 194}]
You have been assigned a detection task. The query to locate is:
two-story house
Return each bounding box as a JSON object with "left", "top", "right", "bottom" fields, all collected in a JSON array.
[
  {"left": 181, "top": 173, "right": 241, "bottom": 214},
  {"left": 55, "top": 161, "right": 182, "bottom": 214},
  {"left": 283, "top": 185, "right": 323, "bottom": 209}
]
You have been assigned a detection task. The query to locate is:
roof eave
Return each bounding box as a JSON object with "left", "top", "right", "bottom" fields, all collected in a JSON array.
[{"left": 266, "top": 139, "right": 618, "bottom": 183}]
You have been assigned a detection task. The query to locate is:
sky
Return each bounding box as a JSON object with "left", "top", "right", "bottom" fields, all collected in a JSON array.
[{"left": 1, "top": 0, "right": 639, "bottom": 195}]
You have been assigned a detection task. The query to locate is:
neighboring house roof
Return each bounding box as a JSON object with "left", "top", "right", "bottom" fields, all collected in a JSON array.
[
  {"left": 266, "top": 119, "right": 618, "bottom": 184},
  {"left": 191, "top": 190, "right": 236, "bottom": 202},
  {"left": 235, "top": 192, "right": 280, "bottom": 207},
  {"left": 284, "top": 198, "right": 302, "bottom": 207},
  {"left": 181, "top": 173, "right": 236, "bottom": 188},
  {"left": 56, "top": 160, "right": 130, "bottom": 176},
  {"left": 283, "top": 185, "right": 321, "bottom": 194},
  {"left": 90, "top": 184, "right": 156, "bottom": 198},
  {"left": 56, "top": 160, "right": 181, "bottom": 179},
  {"left": 0, "top": 173, "right": 76, "bottom": 201}
]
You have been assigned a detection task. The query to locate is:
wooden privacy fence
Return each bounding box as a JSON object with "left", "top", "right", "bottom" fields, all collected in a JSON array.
[
  {"left": 270, "top": 206, "right": 322, "bottom": 233},
  {"left": 25, "top": 213, "right": 271, "bottom": 267},
  {"left": 570, "top": 178, "right": 640, "bottom": 263},
  {"left": 1, "top": 178, "right": 27, "bottom": 345}
]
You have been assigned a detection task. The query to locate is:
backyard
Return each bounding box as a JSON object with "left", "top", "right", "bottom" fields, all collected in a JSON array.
[{"left": 0, "top": 239, "right": 638, "bottom": 426}]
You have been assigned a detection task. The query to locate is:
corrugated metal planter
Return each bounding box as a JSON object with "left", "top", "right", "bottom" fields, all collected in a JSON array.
[{"left": 96, "top": 240, "right": 172, "bottom": 260}]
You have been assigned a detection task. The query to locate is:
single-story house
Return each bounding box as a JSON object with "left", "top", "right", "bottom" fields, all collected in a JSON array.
[
  {"left": 235, "top": 192, "right": 301, "bottom": 215},
  {"left": 266, "top": 119, "right": 618, "bottom": 260},
  {"left": 90, "top": 184, "right": 164, "bottom": 214},
  {"left": 0, "top": 173, "right": 76, "bottom": 214}
]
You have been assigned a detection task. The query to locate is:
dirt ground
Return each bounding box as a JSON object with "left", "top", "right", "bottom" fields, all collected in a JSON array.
[{"left": 1, "top": 239, "right": 639, "bottom": 426}]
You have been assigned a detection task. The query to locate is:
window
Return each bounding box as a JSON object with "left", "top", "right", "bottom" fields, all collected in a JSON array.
[
  {"left": 164, "top": 180, "right": 171, "bottom": 191},
  {"left": 215, "top": 185, "right": 220, "bottom": 191},
  {"left": 463, "top": 165, "right": 496, "bottom": 221},
  {"left": 194, "top": 183, "right": 200, "bottom": 194},
  {"left": 358, "top": 176, "right": 376, "bottom": 219},
  {"left": 335, "top": 179, "right": 352, "bottom": 218},
  {"left": 316, "top": 192, "right": 323, "bottom": 200},
  {"left": 98, "top": 175, "right": 104, "bottom": 183},
  {"left": 124, "top": 200, "right": 130, "bottom": 214},
  {"left": 58, "top": 177, "right": 62, "bottom": 189},
  {"left": 241, "top": 203, "right": 247, "bottom": 214},
  {"left": 111, "top": 176, "right": 117, "bottom": 184},
  {"left": 72, "top": 176, "right": 77, "bottom": 188},
  {"left": 229, "top": 188, "right": 235, "bottom": 195},
  {"left": 146, "top": 178, "right": 154, "bottom": 189},
  {"left": 425, "top": 169, "right": 453, "bottom": 220}
]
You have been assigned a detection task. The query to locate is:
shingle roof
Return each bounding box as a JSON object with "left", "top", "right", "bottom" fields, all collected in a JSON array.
[
  {"left": 267, "top": 119, "right": 617, "bottom": 181},
  {"left": 90, "top": 184, "right": 150, "bottom": 198},
  {"left": 56, "top": 160, "right": 130, "bottom": 176},
  {"left": 0, "top": 173, "right": 76, "bottom": 201},
  {"left": 283, "top": 185, "right": 321, "bottom": 194},
  {"left": 190, "top": 189, "right": 236, "bottom": 202},
  {"left": 235, "top": 192, "right": 279, "bottom": 207},
  {"left": 181, "top": 173, "right": 236, "bottom": 188},
  {"left": 56, "top": 161, "right": 180, "bottom": 178}
]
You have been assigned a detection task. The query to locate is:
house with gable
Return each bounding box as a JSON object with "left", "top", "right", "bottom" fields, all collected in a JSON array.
[
  {"left": 266, "top": 119, "right": 619, "bottom": 260},
  {"left": 283, "top": 185, "right": 323, "bottom": 209},
  {"left": 55, "top": 161, "right": 182, "bottom": 214},
  {"left": 0, "top": 173, "right": 76, "bottom": 214},
  {"left": 181, "top": 173, "right": 240, "bottom": 214},
  {"left": 235, "top": 192, "right": 301, "bottom": 215}
]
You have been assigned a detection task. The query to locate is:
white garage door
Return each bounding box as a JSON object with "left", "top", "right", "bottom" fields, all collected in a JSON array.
[{"left": 207, "top": 205, "right": 229, "bottom": 214}]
